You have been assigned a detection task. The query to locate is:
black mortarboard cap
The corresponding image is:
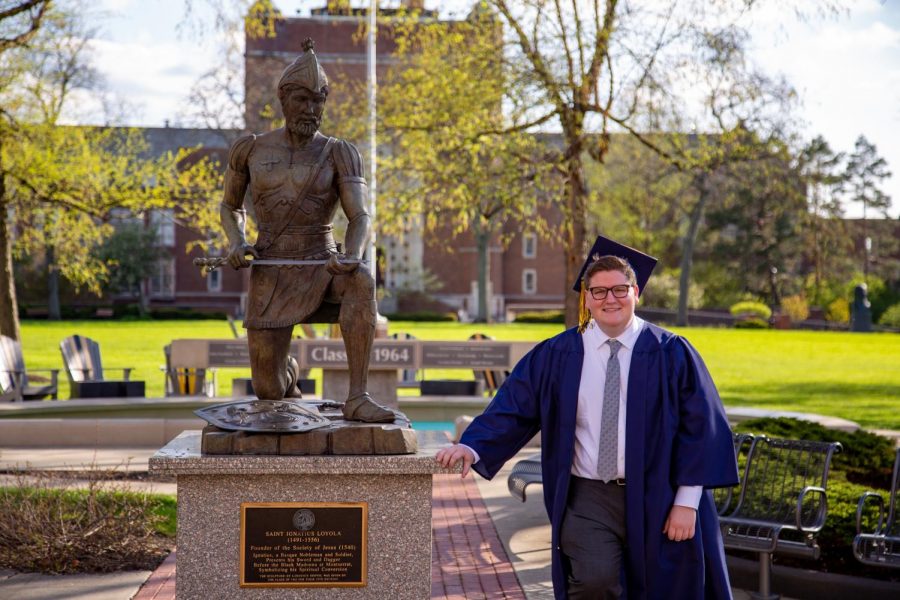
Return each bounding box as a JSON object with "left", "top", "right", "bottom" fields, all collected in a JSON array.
[{"left": 572, "top": 235, "right": 658, "bottom": 296}]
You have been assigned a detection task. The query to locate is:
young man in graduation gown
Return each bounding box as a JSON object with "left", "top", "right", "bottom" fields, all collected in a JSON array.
[{"left": 437, "top": 237, "right": 739, "bottom": 599}]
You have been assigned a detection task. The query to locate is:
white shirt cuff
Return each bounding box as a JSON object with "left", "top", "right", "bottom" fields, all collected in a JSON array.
[
  {"left": 673, "top": 485, "right": 703, "bottom": 510},
  {"left": 457, "top": 443, "right": 480, "bottom": 464}
]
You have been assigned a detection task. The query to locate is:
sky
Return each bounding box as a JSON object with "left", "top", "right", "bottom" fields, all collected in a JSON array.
[{"left": 80, "top": 0, "right": 899, "bottom": 218}]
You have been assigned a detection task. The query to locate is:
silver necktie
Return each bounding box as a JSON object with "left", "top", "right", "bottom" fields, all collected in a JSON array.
[{"left": 597, "top": 339, "right": 622, "bottom": 481}]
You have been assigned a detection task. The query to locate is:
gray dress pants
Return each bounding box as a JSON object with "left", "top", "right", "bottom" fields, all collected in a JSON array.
[{"left": 559, "top": 475, "right": 627, "bottom": 599}]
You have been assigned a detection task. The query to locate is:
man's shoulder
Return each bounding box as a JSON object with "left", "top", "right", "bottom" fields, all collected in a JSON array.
[
  {"left": 635, "top": 320, "right": 681, "bottom": 351},
  {"left": 541, "top": 327, "right": 583, "bottom": 353}
]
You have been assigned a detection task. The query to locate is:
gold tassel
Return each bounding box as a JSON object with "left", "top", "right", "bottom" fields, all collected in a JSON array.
[{"left": 577, "top": 284, "right": 591, "bottom": 333}]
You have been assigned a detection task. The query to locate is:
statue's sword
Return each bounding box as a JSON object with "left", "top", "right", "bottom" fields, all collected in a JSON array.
[{"left": 193, "top": 257, "right": 361, "bottom": 273}]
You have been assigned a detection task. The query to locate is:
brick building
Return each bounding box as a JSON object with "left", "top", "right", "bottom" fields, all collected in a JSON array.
[{"left": 139, "top": 127, "right": 248, "bottom": 315}]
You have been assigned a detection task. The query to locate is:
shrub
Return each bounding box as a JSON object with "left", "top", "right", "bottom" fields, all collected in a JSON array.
[
  {"left": 826, "top": 298, "right": 849, "bottom": 323},
  {"left": 0, "top": 470, "right": 174, "bottom": 574},
  {"left": 780, "top": 295, "right": 810, "bottom": 322},
  {"left": 729, "top": 300, "right": 772, "bottom": 321},
  {"left": 878, "top": 302, "right": 900, "bottom": 328},
  {"left": 733, "top": 317, "right": 770, "bottom": 329},
  {"left": 514, "top": 310, "right": 565, "bottom": 323},
  {"left": 734, "top": 417, "right": 895, "bottom": 489}
]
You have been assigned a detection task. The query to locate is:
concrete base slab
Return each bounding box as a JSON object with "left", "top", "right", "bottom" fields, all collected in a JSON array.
[{"left": 0, "top": 568, "right": 151, "bottom": 600}]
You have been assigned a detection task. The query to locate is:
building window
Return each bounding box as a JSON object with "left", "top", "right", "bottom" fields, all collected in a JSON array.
[
  {"left": 522, "top": 233, "right": 537, "bottom": 258},
  {"left": 150, "top": 209, "right": 175, "bottom": 247},
  {"left": 207, "top": 268, "right": 222, "bottom": 292},
  {"left": 522, "top": 268, "right": 537, "bottom": 295},
  {"left": 150, "top": 257, "right": 175, "bottom": 298}
]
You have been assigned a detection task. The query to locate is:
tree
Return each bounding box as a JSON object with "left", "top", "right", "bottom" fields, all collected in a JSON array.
[
  {"left": 93, "top": 222, "right": 163, "bottom": 313},
  {"left": 0, "top": 0, "right": 53, "bottom": 336},
  {"left": 845, "top": 135, "right": 892, "bottom": 283},
  {"left": 0, "top": 2, "right": 222, "bottom": 337},
  {"left": 379, "top": 7, "right": 554, "bottom": 321},
  {"left": 474, "top": 0, "right": 841, "bottom": 326},
  {"left": 706, "top": 139, "right": 809, "bottom": 304},
  {"left": 798, "top": 135, "right": 849, "bottom": 305}
]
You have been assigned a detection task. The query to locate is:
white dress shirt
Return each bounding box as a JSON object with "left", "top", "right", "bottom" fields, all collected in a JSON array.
[{"left": 573, "top": 315, "right": 701, "bottom": 509}]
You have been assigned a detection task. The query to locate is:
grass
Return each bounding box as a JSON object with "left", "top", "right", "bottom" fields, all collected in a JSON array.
[{"left": 17, "top": 320, "right": 900, "bottom": 430}]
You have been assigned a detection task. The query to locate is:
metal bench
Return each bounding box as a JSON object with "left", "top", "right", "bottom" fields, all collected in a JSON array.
[
  {"left": 854, "top": 447, "right": 900, "bottom": 568},
  {"left": 507, "top": 453, "right": 542, "bottom": 502},
  {"left": 720, "top": 436, "right": 842, "bottom": 600},
  {"left": 714, "top": 432, "right": 757, "bottom": 516}
]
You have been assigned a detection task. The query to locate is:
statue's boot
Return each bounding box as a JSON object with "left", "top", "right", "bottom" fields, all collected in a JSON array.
[
  {"left": 342, "top": 392, "right": 395, "bottom": 423},
  {"left": 284, "top": 356, "right": 303, "bottom": 399}
]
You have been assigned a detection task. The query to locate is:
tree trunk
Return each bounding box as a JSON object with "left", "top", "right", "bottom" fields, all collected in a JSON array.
[
  {"left": 47, "top": 245, "right": 61, "bottom": 320},
  {"left": 0, "top": 168, "right": 21, "bottom": 340},
  {"left": 563, "top": 134, "right": 587, "bottom": 329},
  {"left": 474, "top": 221, "right": 490, "bottom": 323},
  {"left": 677, "top": 173, "right": 710, "bottom": 327}
]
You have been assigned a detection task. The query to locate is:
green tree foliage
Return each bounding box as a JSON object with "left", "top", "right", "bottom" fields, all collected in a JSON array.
[
  {"left": 379, "top": 7, "right": 555, "bottom": 322},
  {"left": 93, "top": 223, "right": 163, "bottom": 311},
  {"left": 0, "top": 2, "right": 224, "bottom": 337},
  {"left": 706, "top": 139, "right": 809, "bottom": 304}
]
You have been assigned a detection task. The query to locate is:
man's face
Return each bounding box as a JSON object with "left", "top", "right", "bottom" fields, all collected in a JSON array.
[
  {"left": 585, "top": 269, "right": 639, "bottom": 337},
  {"left": 281, "top": 86, "right": 325, "bottom": 138}
]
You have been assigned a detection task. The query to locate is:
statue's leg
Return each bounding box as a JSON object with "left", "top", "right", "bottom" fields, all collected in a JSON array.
[
  {"left": 247, "top": 326, "right": 294, "bottom": 400},
  {"left": 332, "top": 268, "right": 394, "bottom": 423}
]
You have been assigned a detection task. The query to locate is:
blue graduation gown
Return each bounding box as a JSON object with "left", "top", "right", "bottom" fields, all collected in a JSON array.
[{"left": 460, "top": 323, "right": 738, "bottom": 599}]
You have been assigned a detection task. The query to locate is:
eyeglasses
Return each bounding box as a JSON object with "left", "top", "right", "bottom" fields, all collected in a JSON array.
[{"left": 587, "top": 284, "right": 633, "bottom": 300}]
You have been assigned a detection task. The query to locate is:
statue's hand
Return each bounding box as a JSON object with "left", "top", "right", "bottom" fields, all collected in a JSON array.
[
  {"left": 326, "top": 253, "right": 359, "bottom": 275},
  {"left": 227, "top": 242, "right": 259, "bottom": 269}
]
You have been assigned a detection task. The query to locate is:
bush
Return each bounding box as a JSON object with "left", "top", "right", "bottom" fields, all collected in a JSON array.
[
  {"left": 0, "top": 470, "right": 174, "bottom": 574},
  {"left": 514, "top": 310, "right": 565, "bottom": 323},
  {"left": 733, "top": 317, "right": 770, "bottom": 329},
  {"left": 780, "top": 295, "right": 810, "bottom": 322},
  {"left": 734, "top": 417, "right": 895, "bottom": 490},
  {"left": 826, "top": 298, "right": 849, "bottom": 323},
  {"left": 729, "top": 301, "right": 772, "bottom": 321},
  {"left": 382, "top": 311, "right": 457, "bottom": 322},
  {"left": 878, "top": 303, "right": 900, "bottom": 328}
]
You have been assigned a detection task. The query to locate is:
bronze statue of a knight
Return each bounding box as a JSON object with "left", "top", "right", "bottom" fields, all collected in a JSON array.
[{"left": 219, "top": 39, "right": 394, "bottom": 424}]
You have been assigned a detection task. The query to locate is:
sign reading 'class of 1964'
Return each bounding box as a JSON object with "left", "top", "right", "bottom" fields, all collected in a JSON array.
[
  {"left": 304, "top": 341, "right": 416, "bottom": 368},
  {"left": 240, "top": 502, "right": 367, "bottom": 588}
]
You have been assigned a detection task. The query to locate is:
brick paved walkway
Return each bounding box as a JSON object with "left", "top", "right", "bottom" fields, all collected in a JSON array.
[{"left": 134, "top": 474, "right": 525, "bottom": 599}]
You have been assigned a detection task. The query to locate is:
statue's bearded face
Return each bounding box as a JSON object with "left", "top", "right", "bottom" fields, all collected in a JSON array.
[{"left": 281, "top": 86, "right": 325, "bottom": 138}]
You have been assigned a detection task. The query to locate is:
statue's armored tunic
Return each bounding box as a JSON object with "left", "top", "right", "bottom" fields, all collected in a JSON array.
[{"left": 222, "top": 130, "right": 368, "bottom": 329}]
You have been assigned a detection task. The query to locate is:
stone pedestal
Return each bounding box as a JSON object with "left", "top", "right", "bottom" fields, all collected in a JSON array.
[
  {"left": 322, "top": 370, "right": 398, "bottom": 409},
  {"left": 149, "top": 430, "right": 454, "bottom": 599}
]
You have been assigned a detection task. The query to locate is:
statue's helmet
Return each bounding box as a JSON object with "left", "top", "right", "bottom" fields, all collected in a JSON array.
[{"left": 278, "top": 38, "right": 328, "bottom": 95}]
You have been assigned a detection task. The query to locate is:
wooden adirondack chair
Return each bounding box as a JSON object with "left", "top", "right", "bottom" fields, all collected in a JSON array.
[
  {"left": 0, "top": 335, "right": 58, "bottom": 402},
  {"left": 59, "top": 334, "right": 145, "bottom": 398}
]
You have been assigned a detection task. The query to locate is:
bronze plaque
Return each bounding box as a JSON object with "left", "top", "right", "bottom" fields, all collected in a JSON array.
[
  {"left": 240, "top": 502, "right": 367, "bottom": 588},
  {"left": 421, "top": 342, "right": 510, "bottom": 368}
]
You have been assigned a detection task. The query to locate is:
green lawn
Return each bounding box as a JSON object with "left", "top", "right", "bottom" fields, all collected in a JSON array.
[{"left": 17, "top": 320, "right": 900, "bottom": 430}]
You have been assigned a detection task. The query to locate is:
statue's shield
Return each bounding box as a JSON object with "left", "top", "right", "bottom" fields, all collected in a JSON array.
[{"left": 195, "top": 399, "right": 332, "bottom": 433}]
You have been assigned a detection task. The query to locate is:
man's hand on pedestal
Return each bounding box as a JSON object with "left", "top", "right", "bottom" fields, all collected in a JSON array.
[{"left": 435, "top": 444, "right": 475, "bottom": 478}]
